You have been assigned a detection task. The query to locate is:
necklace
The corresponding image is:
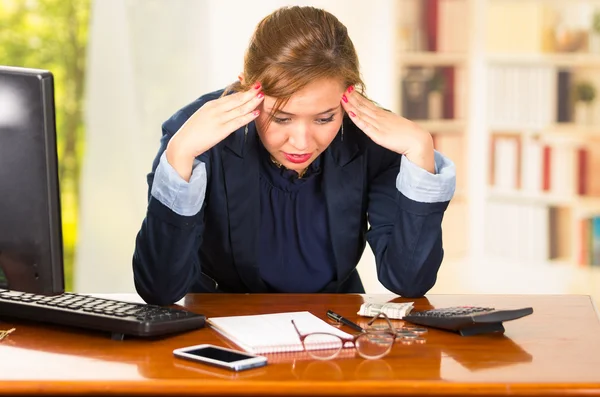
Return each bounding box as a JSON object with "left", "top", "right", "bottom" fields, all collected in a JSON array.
[{"left": 270, "top": 156, "right": 308, "bottom": 178}]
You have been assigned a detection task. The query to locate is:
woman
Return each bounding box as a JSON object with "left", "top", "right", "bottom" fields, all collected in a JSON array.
[{"left": 133, "top": 5, "right": 455, "bottom": 305}]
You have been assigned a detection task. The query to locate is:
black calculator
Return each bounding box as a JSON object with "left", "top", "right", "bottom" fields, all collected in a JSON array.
[{"left": 402, "top": 306, "right": 533, "bottom": 336}]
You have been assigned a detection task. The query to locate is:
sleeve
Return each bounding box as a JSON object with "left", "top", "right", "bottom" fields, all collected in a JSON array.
[
  {"left": 366, "top": 148, "right": 454, "bottom": 298},
  {"left": 151, "top": 151, "right": 207, "bottom": 216},
  {"left": 395, "top": 150, "right": 456, "bottom": 203},
  {"left": 132, "top": 98, "right": 210, "bottom": 305}
]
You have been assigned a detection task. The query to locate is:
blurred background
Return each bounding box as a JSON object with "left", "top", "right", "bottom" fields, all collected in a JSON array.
[{"left": 1, "top": 0, "right": 599, "bottom": 304}]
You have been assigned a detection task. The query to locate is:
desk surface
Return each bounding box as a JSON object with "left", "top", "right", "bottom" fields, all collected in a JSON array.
[{"left": 1, "top": 293, "right": 599, "bottom": 396}]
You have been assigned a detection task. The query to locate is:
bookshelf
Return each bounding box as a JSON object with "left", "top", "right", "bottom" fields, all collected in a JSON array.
[
  {"left": 396, "top": 0, "right": 470, "bottom": 259},
  {"left": 484, "top": 0, "right": 600, "bottom": 270},
  {"left": 487, "top": 53, "right": 600, "bottom": 67},
  {"left": 395, "top": 0, "right": 600, "bottom": 271},
  {"left": 398, "top": 52, "right": 468, "bottom": 66}
]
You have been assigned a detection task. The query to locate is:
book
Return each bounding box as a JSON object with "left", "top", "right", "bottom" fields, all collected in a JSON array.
[
  {"left": 592, "top": 217, "right": 600, "bottom": 267},
  {"left": 556, "top": 69, "right": 573, "bottom": 122},
  {"left": 402, "top": 67, "right": 431, "bottom": 119},
  {"left": 207, "top": 311, "right": 353, "bottom": 355}
]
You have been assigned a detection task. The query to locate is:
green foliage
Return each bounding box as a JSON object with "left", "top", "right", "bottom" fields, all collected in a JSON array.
[
  {"left": 575, "top": 81, "right": 597, "bottom": 103},
  {"left": 0, "top": 0, "right": 91, "bottom": 291},
  {"left": 593, "top": 11, "right": 600, "bottom": 34},
  {"left": 430, "top": 69, "right": 446, "bottom": 93}
]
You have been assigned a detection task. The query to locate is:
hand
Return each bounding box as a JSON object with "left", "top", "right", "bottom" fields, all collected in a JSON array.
[
  {"left": 166, "top": 83, "right": 264, "bottom": 181},
  {"left": 341, "top": 87, "right": 435, "bottom": 173}
]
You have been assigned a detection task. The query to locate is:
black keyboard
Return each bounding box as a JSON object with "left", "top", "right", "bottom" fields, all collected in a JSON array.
[
  {"left": 403, "top": 306, "right": 533, "bottom": 336},
  {"left": 0, "top": 290, "right": 205, "bottom": 340}
]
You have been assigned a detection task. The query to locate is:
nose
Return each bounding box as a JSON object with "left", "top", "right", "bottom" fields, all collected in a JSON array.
[{"left": 288, "top": 123, "right": 310, "bottom": 151}]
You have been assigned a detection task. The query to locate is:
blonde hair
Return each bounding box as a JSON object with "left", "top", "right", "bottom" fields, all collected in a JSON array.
[{"left": 225, "top": 6, "right": 365, "bottom": 122}]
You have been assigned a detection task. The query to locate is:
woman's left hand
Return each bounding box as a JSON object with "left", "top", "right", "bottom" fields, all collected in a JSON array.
[{"left": 341, "top": 87, "right": 436, "bottom": 173}]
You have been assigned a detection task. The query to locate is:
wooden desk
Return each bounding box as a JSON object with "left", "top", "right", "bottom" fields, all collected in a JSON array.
[{"left": 1, "top": 294, "right": 599, "bottom": 396}]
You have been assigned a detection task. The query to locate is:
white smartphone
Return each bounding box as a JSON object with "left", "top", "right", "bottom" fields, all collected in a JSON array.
[{"left": 173, "top": 344, "right": 268, "bottom": 371}]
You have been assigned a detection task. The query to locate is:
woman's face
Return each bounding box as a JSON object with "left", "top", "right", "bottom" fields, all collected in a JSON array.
[{"left": 255, "top": 78, "right": 346, "bottom": 173}]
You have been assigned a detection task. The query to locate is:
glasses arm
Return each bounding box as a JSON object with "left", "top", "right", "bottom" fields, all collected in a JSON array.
[
  {"left": 367, "top": 312, "right": 396, "bottom": 333},
  {"left": 290, "top": 319, "right": 304, "bottom": 340}
]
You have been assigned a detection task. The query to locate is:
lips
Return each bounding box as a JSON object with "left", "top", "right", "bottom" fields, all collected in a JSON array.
[{"left": 283, "top": 152, "right": 312, "bottom": 164}]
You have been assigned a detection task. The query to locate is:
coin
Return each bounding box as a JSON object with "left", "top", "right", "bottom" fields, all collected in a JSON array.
[
  {"left": 396, "top": 331, "right": 419, "bottom": 339},
  {"left": 401, "top": 326, "right": 428, "bottom": 335},
  {"left": 369, "top": 325, "right": 390, "bottom": 331}
]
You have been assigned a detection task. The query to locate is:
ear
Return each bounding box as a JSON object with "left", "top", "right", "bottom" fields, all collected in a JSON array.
[{"left": 238, "top": 73, "right": 245, "bottom": 84}]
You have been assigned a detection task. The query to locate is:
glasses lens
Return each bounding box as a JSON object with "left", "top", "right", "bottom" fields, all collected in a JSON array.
[
  {"left": 367, "top": 317, "right": 393, "bottom": 332},
  {"left": 356, "top": 332, "right": 394, "bottom": 359},
  {"left": 303, "top": 333, "right": 344, "bottom": 359}
]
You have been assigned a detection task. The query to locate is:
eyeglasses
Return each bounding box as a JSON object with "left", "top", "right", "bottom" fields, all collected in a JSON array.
[
  {"left": 291, "top": 313, "right": 398, "bottom": 360},
  {"left": 0, "top": 328, "right": 15, "bottom": 342}
]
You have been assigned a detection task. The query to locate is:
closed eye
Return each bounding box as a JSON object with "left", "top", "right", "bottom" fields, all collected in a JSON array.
[
  {"left": 272, "top": 114, "right": 336, "bottom": 125},
  {"left": 273, "top": 117, "right": 291, "bottom": 124},
  {"left": 316, "top": 115, "right": 335, "bottom": 124}
]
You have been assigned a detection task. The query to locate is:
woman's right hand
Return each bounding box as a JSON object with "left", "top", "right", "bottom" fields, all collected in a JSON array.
[{"left": 166, "top": 82, "right": 264, "bottom": 181}]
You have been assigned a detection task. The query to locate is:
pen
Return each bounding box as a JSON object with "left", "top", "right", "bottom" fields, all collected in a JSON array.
[{"left": 327, "top": 310, "right": 365, "bottom": 333}]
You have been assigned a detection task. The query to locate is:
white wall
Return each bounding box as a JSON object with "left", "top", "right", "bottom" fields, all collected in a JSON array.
[{"left": 76, "top": 0, "right": 397, "bottom": 293}]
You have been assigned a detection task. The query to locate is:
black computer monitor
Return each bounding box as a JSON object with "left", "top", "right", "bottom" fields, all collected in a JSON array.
[{"left": 0, "top": 65, "right": 65, "bottom": 295}]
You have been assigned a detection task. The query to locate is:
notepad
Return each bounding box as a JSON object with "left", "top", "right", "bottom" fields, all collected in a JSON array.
[{"left": 207, "top": 311, "right": 354, "bottom": 354}]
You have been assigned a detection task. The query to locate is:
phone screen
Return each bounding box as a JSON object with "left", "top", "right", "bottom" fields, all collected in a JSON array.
[{"left": 184, "top": 346, "right": 255, "bottom": 363}]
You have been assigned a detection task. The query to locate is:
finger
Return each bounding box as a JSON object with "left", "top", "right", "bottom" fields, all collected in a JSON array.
[
  {"left": 345, "top": 86, "right": 379, "bottom": 112},
  {"left": 341, "top": 99, "right": 382, "bottom": 142},
  {"left": 222, "top": 90, "right": 264, "bottom": 123},
  {"left": 341, "top": 98, "right": 380, "bottom": 131},
  {"left": 223, "top": 108, "right": 261, "bottom": 134},
  {"left": 345, "top": 91, "right": 378, "bottom": 119},
  {"left": 215, "top": 82, "right": 262, "bottom": 112},
  {"left": 347, "top": 108, "right": 382, "bottom": 143}
]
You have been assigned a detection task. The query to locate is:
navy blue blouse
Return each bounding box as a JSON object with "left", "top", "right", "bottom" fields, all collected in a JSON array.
[{"left": 257, "top": 140, "right": 336, "bottom": 292}]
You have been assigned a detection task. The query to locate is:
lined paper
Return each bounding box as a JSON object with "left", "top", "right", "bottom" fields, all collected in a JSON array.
[{"left": 207, "top": 311, "right": 353, "bottom": 354}]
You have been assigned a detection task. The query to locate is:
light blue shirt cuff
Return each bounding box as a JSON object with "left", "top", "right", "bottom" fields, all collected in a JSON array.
[
  {"left": 396, "top": 150, "right": 456, "bottom": 203},
  {"left": 150, "top": 151, "right": 207, "bottom": 216}
]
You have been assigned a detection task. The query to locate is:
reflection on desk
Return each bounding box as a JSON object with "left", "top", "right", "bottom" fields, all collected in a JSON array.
[
  {"left": 173, "top": 360, "right": 268, "bottom": 380},
  {"left": 0, "top": 344, "right": 144, "bottom": 380},
  {"left": 291, "top": 359, "right": 345, "bottom": 381},
  {"left": 290, "top": 353, "right": 434, "bottom": 381},
  {"left": 354, "top": 359, "right": 394, "bottom": 380},
  {"left": 442, "top": 334, "right": 533, "bottom": 371},
  {"left": 1, "top": 293, "right": 600, "bottom": 397}
]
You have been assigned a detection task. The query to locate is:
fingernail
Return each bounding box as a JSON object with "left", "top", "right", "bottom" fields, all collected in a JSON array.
[
  {"left": 257, "top": 92, "right": 264, "bottom": 99},
  {"left": 252, "top": 110, "right": 260, "bottom": 116},
  {"left": 254, "top": 82, "right": 261, "bottom": 90},
  {"left": 349, "top": 111, "right": 356, "bottom": 117},
  {"left": 347, "top": 85, "right": 354, "bottom": 93},
  {"left": 341, "top": 94, "right": 348, "bottom": 103}
]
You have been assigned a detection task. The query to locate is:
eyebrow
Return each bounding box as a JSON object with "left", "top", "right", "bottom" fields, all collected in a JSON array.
[{"left": 269, "top": 106, "right": 340, "bottom": 116}]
